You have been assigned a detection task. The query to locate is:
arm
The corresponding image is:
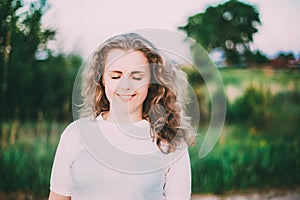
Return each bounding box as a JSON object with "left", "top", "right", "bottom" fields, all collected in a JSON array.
[
  {"left": 48, "top": 123, "right": 78, "bottom": 199},
  {"left": 48, "top": 190, "right": 71, "bottom": 200},
  {"left": 164, "top": 149, "right": 192, "bottom": 200}
]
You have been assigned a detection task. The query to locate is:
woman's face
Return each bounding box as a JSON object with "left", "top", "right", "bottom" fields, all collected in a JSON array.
[{"left": 103, "top": 49, "right": 150, "bottom": 119}]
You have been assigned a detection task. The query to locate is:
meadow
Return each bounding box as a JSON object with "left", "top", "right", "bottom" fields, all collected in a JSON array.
[{"left": 0, "top": 68, "right": 299, "bottom": 198}]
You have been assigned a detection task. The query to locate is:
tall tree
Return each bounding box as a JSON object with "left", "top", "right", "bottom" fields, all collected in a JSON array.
[
  {"left": 0, "top": 0, "right": 21, "bottom": 120},
  {"left": 0, "top": 0, "right": 55, "bottom": 120},
  {"left": 179, "top": 0, "right": 261, "bottom": 66}
]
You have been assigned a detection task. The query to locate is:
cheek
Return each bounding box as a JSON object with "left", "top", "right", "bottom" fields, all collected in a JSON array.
[
  {"left": 138, "top": 77, "right": 150, "bottom": 98},
  {"left": 136, "top": 83, "right": 149, "bottom": 99},
  {"left": 103, "top": 78, "right": 118, "bottom": 101}
]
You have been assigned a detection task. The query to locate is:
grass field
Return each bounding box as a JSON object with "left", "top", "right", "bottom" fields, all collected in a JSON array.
[{"left": 220, "top": 68, "right": 300, "bottom": 102}]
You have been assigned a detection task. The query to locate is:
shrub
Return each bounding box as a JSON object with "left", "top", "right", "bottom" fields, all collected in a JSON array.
[
  {"left": 190, "top": 125, "right": 300, "bottom": 194},
  {"left": 227, "top": 85, "right": 271, "bottom": 130}
]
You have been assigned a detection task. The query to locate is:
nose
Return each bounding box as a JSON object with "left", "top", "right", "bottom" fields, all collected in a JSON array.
[{"left": 119, "top": 74, "right": 132, "bottom": 92}]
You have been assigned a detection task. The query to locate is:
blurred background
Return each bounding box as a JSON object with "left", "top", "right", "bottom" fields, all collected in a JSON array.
[{"left": 0, "top": 0, "right": 299, "bottom": 199}]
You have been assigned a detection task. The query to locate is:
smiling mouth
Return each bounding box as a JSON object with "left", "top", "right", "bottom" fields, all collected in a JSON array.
[{"left": 117, "top": 94, "right": 136, "bottom": 101}]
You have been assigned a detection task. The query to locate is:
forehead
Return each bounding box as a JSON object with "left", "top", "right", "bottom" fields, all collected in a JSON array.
[{"left": 105, "top": 49, "right": 149, "bottom": 72}]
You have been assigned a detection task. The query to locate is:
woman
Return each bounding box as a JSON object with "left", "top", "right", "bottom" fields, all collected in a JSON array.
[{"left": 48, "top": 32, "right": 195, "bottom": 200}]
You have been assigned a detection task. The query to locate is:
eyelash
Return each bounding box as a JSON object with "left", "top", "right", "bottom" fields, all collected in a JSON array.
[
  {"left": 111, "top": 76, "right": 120, "bottom": 79},
  {"left": 110, "top": 76, "right": 143, "bottom": 80}
]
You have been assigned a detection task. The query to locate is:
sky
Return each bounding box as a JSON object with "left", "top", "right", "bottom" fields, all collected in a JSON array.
[{"left": 40, "top": 0, "right": 300, "bottom": 59}]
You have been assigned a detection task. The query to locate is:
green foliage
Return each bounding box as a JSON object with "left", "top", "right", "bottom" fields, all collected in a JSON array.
[
  {"left": 220, "top": 68, "right": 300, "bottom": 87},
  {"left": 190, "top": 124, "right": 300, "bottom": 194},
  {"left": 182, "top": 67, "right": 205, "bottom": 86},
  {"left": 244, "top": 50, "right": 269, "bottom": 65},
  {"left": 179, "top": 0, "right": 261, "bottom": 66},
  {"left": 182, "top": 67, "right": 212, "bottom": 123},
  {"left": 188, "top": 68, "right": 300, "bottom": 194},
  {"left": 276, "top": 52, "right": 296, "bottom": 60},
  {"left": 227, "top": 85, "right": 270, "bottom": 129},
  {"left": 0, "top": 120, "right": 67, "bottom": 195},
  {"left": 0, "top": 0, "right": 83, "bottom": 121},
  {"left": 3, "top": 54, "right": 82, "bottom": 121},
  {"left": 227, "top": 85, "right": 300, "bottom": 137}
]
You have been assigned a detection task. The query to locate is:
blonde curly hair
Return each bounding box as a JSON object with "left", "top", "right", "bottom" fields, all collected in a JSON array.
[{"left": 80, "top": 32, "right": 195, "bottom": 153}]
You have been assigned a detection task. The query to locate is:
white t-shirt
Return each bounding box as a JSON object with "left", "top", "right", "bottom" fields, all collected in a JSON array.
[{"left": 50, "top": 115, "right": 191, "bottom": 200}]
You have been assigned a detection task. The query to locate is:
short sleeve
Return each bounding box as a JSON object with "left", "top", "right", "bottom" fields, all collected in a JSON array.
[
  {"left": 164, "top": 149, "right": 191, "bottom": 200},
  {"left": 49, "top": 122, "right": 79, "bottom": 196}
]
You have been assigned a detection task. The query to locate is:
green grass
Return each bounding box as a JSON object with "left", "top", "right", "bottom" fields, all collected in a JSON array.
[
  {"left": 220, "top": 68, "right": 300, "bottom": 103},
  {"left": 219, "top": 68, "right": 300, "bottom": 87},
  {"left": 189, "top": 124, "right": 300, "bottom": 194},
  {"left": 0, "top": 120, "right": 67, "bottom": 196}
]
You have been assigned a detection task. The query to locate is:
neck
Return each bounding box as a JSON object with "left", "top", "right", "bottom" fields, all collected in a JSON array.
[{"left": 104, "top": 109, "right": 143, "bottom": 124}]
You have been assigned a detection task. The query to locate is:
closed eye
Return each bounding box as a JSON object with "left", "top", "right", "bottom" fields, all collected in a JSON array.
[
  {"left": 132, "top": 77, "right": 142, "bottom": 80},
  {"left": 131, "top": 72, "right": 145, "bottom": 80},
  {"left": 109, "top": 71, "right": 122, "bottom": 79}
]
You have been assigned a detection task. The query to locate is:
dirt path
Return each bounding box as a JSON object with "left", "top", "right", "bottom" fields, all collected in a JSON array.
[{"left": 192, "top": 188, "right": 300, "bottom": 200}]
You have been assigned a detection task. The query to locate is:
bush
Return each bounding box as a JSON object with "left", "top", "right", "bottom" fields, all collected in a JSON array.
[
  {"left": 190, "top": 125, "right": 300, "bottom": 194},
  {"left": 189, "top": 79, "right": 300, "bottom": 194},
  {"left": 227, "top": 85, "right": 271, "bottom": 129}
]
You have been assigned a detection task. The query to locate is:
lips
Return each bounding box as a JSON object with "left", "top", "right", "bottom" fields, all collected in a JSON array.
[{"left": 117, "top": 93, "right": 136, "bottom": 101}]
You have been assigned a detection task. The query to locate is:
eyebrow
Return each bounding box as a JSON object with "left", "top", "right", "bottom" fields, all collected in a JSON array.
[
  {"left": 108, "top": 70, "right": 146, "bottom": 75},
  {"left": 108, "top": 70, "right": 122, "bottom": 74},
  {"left": 131, "top": 71, "right": 146, "bottom": 75}
]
